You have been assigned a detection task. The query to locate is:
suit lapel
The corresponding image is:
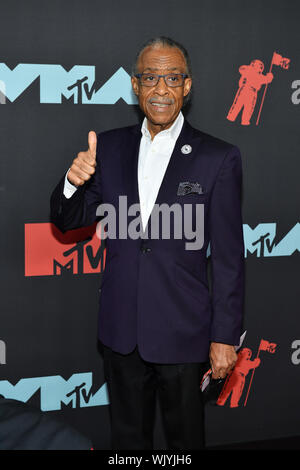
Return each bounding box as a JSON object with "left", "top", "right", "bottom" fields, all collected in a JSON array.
[
  {"left": 154, "top": 120, "right": 203, "bottom": 208},
  {"left": 122, "top": 120, "right": 204, "bottom": 235},
  {"left": 122, "top": 124, "right": 141, "bottom": 208}
]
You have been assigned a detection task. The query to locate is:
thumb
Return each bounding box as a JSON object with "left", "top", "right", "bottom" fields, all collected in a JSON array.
[{"left": 88, "top": 130, "right": 97, "bottom": 158}]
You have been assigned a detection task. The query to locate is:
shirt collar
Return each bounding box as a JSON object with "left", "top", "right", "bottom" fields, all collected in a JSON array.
[{"left": 141, "top": 111, "right": 184, "bottom": 142}]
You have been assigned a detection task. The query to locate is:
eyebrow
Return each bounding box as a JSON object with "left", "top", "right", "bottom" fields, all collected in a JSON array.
[{"left": 142, "top": 67, "right": 182, "bottom": 72}]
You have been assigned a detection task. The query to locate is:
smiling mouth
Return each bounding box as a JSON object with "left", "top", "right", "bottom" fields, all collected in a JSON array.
[{"left": 149, "top": 101, "right": 172, "bottom": 109}]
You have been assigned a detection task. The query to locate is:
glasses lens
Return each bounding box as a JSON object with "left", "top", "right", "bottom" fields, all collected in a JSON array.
[
  {"left": 165, "top": 74, "right": 184, "bottom": 87},
  {"left": 140, "top": 74, "right": 158, "bottom": 86},
  {"left": 139, "top": 73, "right": 185, "bottom": 87}
]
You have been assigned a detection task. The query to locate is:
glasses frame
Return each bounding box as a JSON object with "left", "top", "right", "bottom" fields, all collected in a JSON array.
[{"left": 135, "top": 73, "right": 189, "bottom": 88}]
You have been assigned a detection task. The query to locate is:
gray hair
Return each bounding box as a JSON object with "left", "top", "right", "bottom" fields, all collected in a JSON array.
[
  {"left": 132, "top": 36, "right": 192, "bottom": 77},
  {"left": 132, "top": 36, "right": 192, "bottom": 105}
]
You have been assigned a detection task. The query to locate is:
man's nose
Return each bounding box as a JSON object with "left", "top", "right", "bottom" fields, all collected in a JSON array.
[{"left": 154, "top": 76, "right": 169, "bottom": 94}]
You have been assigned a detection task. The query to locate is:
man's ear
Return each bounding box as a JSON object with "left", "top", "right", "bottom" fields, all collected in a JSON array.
[
  {"left": 131, "top": 76, "right": 139, "bottom": 97},
  {"left": 183, "top": 78, "right": 192, "bottom": 97}
]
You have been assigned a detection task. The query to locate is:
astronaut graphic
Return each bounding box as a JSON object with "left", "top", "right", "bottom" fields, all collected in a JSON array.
[
  {"left": 215, "top": 338, "right": 277, "bottom": 408},
  {"left": 227, "top": 52, "right": 290, "bottom": 126},
  {"left": 227, "top": 60, "right": 274, "bottom": 125},
  {"left": 216, "top": 348, "right": 260, "bottom": 408}
]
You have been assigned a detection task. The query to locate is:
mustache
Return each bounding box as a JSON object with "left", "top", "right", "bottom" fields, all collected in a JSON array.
[{"left": 148, "top": 97, "right": 174, "bottom": 105}]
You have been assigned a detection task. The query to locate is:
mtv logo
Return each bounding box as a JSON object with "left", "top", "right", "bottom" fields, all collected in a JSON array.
[
  {"left": 0, "top": 373, "right": 109, "bottom": 411},
  {"left": 0, "top": 63, "right": 138, "bottom": 104},
  {"left": 24, "top": 222, "right": 106, "bottom": 276},
  {"left": 53, "top": 258, "right": 74, "bottom": 275},
  {"left": 243, "top": 223, "right": 300, "bottom": 257}
]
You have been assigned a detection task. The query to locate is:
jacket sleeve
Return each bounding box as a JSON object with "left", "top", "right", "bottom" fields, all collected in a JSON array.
[
  {"left": 209, "top": 146, "right": 245, "bottom": 345},
  {"left": 50, "top": 138, "right": 102, "bottom": 233}
]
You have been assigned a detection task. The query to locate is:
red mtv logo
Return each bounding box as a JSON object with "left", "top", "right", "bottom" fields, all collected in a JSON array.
[{"left": 25, "top": 222, "right": 106, "bottom": 276}]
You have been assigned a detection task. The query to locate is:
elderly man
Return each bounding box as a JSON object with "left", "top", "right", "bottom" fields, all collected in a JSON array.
[{"left": 51, "top": 37, "right": 245, "bottom": 450}]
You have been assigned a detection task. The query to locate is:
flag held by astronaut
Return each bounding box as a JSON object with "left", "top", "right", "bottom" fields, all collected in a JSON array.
[
  {"left": 272, "top": 52, "right": 290, "bottom": 70},
  {"left": 258, "top": 339, "right": 277, "bottom": 354}
]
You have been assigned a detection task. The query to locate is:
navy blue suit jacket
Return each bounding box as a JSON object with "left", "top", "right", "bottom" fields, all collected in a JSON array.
[{"left": 50, "top": 119, "right": 245, "bottom": 363}]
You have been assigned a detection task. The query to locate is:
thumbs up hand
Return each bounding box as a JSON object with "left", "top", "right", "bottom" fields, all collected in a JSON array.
[{"left": 67, "top": 131, "right": 97, "bottom": 186}]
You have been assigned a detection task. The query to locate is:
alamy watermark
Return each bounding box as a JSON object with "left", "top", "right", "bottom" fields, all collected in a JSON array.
[
  {"left": 0, "top": 340, "right": 6, "bottom": 365},
  {"left": 0, "top": 81, "right": 6, "bottom": 104},
  {"left": 96, "top": 196, "right": 204, "bottom": 250}
]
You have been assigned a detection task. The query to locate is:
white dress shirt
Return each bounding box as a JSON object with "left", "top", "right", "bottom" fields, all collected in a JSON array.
[{"left": 63, "top": 111, "right": 184, "bottom": 230}]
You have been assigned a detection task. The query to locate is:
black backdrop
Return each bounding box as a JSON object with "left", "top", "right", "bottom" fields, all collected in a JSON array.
[{"left": 0, "top": 0, "right": 299, "bottom": 449}]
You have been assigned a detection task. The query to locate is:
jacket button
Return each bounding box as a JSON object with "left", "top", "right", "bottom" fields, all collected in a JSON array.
[{"left": 141, "top": 246, "right": 151, "bottom": 254}]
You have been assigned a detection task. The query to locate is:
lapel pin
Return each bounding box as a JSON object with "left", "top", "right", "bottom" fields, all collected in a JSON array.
[{"left": 181, "top": 144, "right": 192, "bottom": 155}]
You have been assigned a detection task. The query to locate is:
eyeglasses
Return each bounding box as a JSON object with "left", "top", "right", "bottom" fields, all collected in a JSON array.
[{"left": 135, "top": 73, "right": 188, "bottom": 87}]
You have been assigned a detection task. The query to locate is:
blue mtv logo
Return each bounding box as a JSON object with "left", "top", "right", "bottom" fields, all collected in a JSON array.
[
  {"left": 206, "top": 223, "right": 299, "bottom": 259},
  {"left": 243, "top": 223, "right": 300, "bottom": 257},
  {"left": 0, "top": 373, "right": 109, "bottom": 411},
  {"left": 0, "top": 64, "right": 138, "bottom": 104}
]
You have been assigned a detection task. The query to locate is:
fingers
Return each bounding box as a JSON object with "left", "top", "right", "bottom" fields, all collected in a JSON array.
[
  {"left": 74, "top": 153, "right": 97, "bottom": 173},
  {"left": 88, "top": 130, "right": 97, "bottom": 160},
  {"left": 67, "top": 131, "right": 97, "bottom": 186},
  {"left": 67, "top": 169, "right": 85, "bottom": 187},
  {"left": 212, "top": 358, "right": 236, "bottom": 379},
  {"left": 71, "top": 160, "right": 96, "bottom": 179},
  {"left": 67, "top": 155, "right": 96, "bottom": 186},
  {"left": 210, "top": 342, "right": 237, "bottom": 379},
  {"left": 211, "top": 364, "right": 234, "bottom": 380},
  {"left": 211, "top": 363, "right": 227, "bottom": 379}
]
